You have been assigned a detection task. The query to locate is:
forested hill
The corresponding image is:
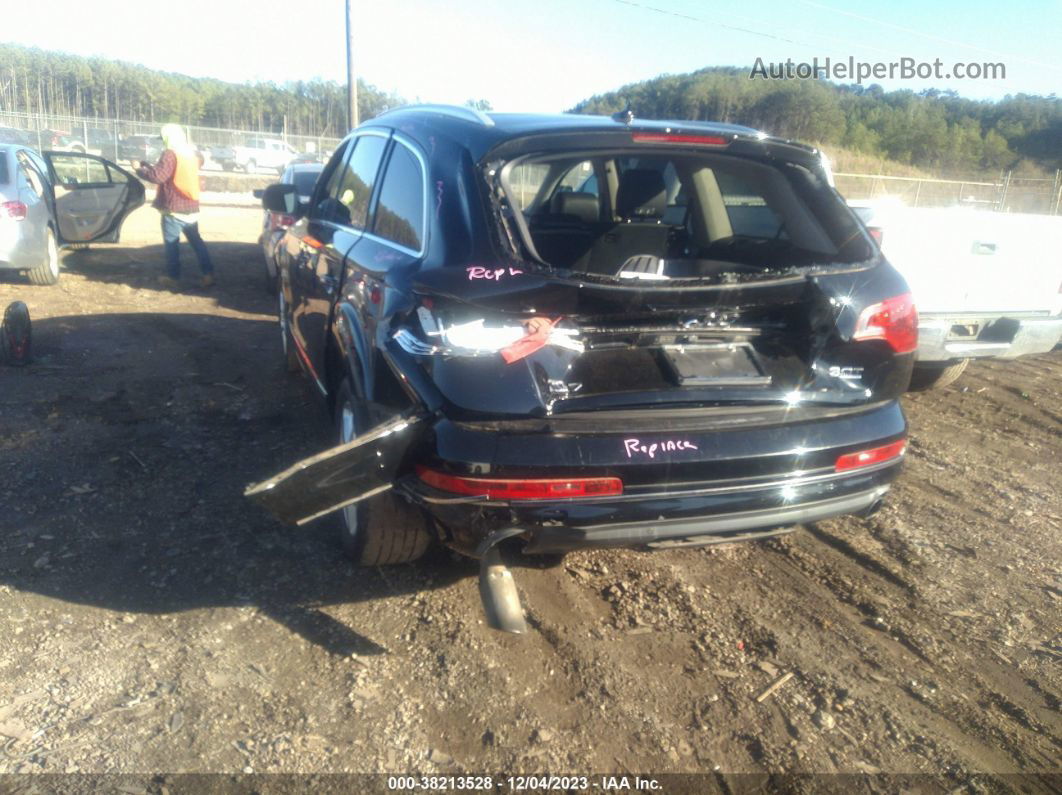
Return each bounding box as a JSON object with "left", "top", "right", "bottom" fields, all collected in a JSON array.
[
  {"left": 571, "top": 67, "right": 1061, "bottom": 177},
  {"left": 0, "top": 43, "right": 401, "bottom": 138}
]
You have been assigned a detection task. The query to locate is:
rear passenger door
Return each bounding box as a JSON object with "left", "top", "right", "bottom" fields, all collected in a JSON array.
[
  {"left": 292, "top": 131, "right": 389, "bottom": 390},
  {"left": 340, "top": 133, "right": 428, "bottom": 395},
  {"left": 41, "top": 151, "right": 145, "bottom": 243}
]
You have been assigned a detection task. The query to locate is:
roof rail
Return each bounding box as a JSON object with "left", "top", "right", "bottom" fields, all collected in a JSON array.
[{"left": 376, "top": 104, "right": 495, "bottom": 127}]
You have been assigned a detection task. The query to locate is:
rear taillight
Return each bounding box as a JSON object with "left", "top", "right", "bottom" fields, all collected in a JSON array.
[
  {"left": 1, "top": 201, "right": 27, "bottom": 220},
  {"left": 835, "top": 439, "right": 907, "bottom": 472},
  {"left": 269, "top": 211, "right": 296, "bottom": 228},
  {"left": 416, "top": 467, "right": 623, "bottom": 500},
  {"left": 867, "top": 227, "right": 883, "bottom": 246},
  {"left": 632, "top": 132, "right": 729, "bottom": 146},
  {"left": 853, "top": 292, "right": 918, "bottom": 354}
]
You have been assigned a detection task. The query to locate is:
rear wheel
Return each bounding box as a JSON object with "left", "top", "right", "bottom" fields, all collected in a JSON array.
[
  {"left": 27, "top": 228, "right": 60, "bottom": 286},
  {"left": 333, "top": 379, "right": 433, "bottom": 566},
  {"left": 908, "top": 359, "right": 969, "bottom": 391}
]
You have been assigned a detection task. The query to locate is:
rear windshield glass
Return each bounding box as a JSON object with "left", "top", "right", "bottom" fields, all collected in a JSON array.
[
  {"left": 293, "top": 170, "right": 320, "bottom": 196},
  {"left": 0, "top": 155, "right": 8, "bottom": 185},
  {"left": 497, "top": 149, "right": 873, "bottom": 282}
]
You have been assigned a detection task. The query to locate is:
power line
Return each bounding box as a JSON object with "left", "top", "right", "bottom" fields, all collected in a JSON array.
[{"left": 796, "top": 0, "right": 1062, "bottom": 74}]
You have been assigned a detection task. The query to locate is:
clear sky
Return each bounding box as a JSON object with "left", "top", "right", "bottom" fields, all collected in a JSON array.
[{"left": 2, "top": 0, "right": 1059, "bottom": 110}]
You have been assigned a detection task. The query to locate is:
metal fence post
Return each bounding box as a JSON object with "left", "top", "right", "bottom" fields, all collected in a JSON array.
[{"left": 997, "top": 171, "right": 1011, "bottom": 212}]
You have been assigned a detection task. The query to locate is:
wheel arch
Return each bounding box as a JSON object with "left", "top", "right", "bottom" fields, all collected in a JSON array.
[{"left": 328, "top": 303, "right": 373, "bottom": 409}]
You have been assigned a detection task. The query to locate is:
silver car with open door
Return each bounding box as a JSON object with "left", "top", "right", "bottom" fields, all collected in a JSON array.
[{"left": 0, "top": 145, "right": 144, "bottom": 285}]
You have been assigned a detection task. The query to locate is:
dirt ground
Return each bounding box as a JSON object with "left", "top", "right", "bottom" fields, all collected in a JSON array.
[{"left": 0, "top": 206, "right": 1059, "bottom": 789}]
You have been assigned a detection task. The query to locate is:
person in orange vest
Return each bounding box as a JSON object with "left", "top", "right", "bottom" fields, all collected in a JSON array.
[{"left": 134, "top": 124, "right": 214, "bottom": 289}]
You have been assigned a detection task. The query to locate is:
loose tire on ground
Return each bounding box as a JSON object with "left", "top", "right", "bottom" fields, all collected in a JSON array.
[
  {"left": 332, "top": 379, "right": 433, "bottom": 566},
  {"left": 27, "top": 228, "right": 60, "bottom": 286},
  {"left": 908, "top": 359, "right": 970, "bottom": 391}
]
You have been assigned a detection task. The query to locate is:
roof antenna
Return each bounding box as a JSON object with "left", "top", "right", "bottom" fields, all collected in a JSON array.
[{"left": 612, "top": 102, "right": 634, "bottom": 125}]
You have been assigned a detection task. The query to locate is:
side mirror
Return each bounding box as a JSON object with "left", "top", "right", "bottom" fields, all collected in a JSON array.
[
  {"left": 252, "top": 189, "right": 264, "bottom": 199},
  {"left": 262, "top": 183, "right": 297, "bottom": 214}
]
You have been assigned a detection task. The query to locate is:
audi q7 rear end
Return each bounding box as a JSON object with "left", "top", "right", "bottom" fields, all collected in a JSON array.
[{"left": 248, "top": 108, "right": 916, "bottom": 631}]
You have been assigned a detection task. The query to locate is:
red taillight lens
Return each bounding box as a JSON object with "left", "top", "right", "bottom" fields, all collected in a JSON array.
[
  {"left": 631, "top": 132, "right": 729, "bottom": 146},
  {"left": 835, "top": 439, "right": 907, "bottom": 472},
  {"left": 867, "top": 227, "right": 883, "bottom": 246},
  {"left": 853, "top": 292, "right": 918, "bottom": 354},
  {"left": 270, "top": 211, "right": 296, "bottom": 228},
  {"left": 1, "top": 201, "right": 27, "bottom": 220},
  {"left": 416, "top": 467, "right": 623, "bottom": 500}
]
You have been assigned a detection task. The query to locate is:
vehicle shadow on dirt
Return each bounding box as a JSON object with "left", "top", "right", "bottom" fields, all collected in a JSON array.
[
  {"left": 0, "top": 311, "right": 476, "bottom": 657},
  {"left": 56, "top": 241, "right": 273, "bottom": 316}
]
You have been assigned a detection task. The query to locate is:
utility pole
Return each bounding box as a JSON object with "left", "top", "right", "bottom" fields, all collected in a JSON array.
[{"left": 345, "top": 0, "right": 358, "bottom": 131}]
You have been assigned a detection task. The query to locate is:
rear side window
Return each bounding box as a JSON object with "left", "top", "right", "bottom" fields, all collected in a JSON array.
[
  {"left": 49, "top": 154, "right": 111, "bottom": 186},
  {"left": 0, "top": 154, "right": 8, "bottom": 185},
  {"left": 334, "top": 135, "right": 388, "bottom": 230},
  {"left": 373, "top": 142, "right": 424, "bottom": 252},
  {"left": 715, "top": 170, "right": 785, "bottom": 239}
]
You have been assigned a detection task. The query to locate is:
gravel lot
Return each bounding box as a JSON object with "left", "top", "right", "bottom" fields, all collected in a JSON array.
[{"left": 0, "top": 206, "right": 1059, "bottom": 788}]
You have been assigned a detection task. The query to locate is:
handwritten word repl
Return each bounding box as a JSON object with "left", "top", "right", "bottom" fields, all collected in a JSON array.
[
  {"left": 623, "top": 439, "right": 699, "bottom": 459},
  {"left": 467, "top": 266, "right": 524, "bottom": 281}
]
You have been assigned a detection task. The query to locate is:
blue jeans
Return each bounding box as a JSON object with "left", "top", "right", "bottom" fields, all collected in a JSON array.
[{"left": 161, "top": 214, "right": 214, "bottom": 278}]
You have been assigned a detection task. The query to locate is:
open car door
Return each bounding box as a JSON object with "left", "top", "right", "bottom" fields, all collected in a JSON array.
[
  {"left": 42, "top": 151, "right": 145, "bottom": 244},
  {"left": 245, "top": 413, "right": 426, "bottom": 525}
]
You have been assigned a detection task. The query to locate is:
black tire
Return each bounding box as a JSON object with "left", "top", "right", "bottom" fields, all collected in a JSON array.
[
  {"left": 333, "top": 379, "right": 433, "bottom": 566},
  {"left": 1, "top": 301, "right": 32, "bottom": 366},
  {"left": 908, "top": 359, "right": 970, "bottom": 391},
  {"left": 27, "top": 228, "right": 60, "bottom": 286},
  {"left": 277, "top": 289, "right": 299, "bottom": 373}
]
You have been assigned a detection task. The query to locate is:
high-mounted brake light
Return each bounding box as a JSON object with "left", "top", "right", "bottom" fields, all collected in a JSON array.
[
  {"left": 416, "top": 467, "right": 623, "bottom": 500},
  {"left": 835, "top": 439, "right": 907, "bottom": 472},
  {"left": 853, "top": 292, "right": 917, "bottom": 354},
  {"left": 631, "top": 132, "right": 729, "bottom": 146},
  {"left": 1, "top": 201, "right": 28, "bottom": 221}
]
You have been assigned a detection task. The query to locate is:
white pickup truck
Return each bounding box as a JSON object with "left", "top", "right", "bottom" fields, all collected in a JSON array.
[
  {"left": 851, "top": 200, "right": 1062, "bottom": 389},
  {"left": 233, "top": 137, "right": 298, "bottom": 175}
]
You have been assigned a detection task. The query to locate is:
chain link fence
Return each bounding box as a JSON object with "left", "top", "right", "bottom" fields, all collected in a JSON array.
[
  {"left": 835, "top": 172, "right": 1062, "bottom": 215},
  {"left": 0, "top": 110, "right": 343, "bottom": 171}
]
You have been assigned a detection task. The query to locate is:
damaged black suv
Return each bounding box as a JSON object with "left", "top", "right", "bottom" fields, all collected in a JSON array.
[{"left": 250, "top": 105, "right": 916, "bottom": 632}]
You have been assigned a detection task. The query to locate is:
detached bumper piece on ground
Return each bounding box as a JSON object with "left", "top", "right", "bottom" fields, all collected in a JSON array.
[{"left": 245, "top": 105, "right": 916, "bottom": 633}]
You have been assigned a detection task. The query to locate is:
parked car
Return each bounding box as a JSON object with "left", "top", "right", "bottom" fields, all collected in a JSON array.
[
  {"left": 253, "top": 162, "right": 324, "bottom": 293},
  {"left": 0, "top": 144, "right": 144, "bottom": 285},
  {"left": 41, "top": 130, "right": 87, "bottom": 154},
  {"left": 86, "top": 128, "right": 122, "bottom": 161},
  {"left": 0, "top": 127, "right": 33, "bottom": 146},
  {"left": 247, "top": 106, "right": 915, "bottom": 632},
  {"left": 119, "top": 134, "right": 163, "bottom": 165},
  {"left": 233, "top": 137, "right": 297, "bottom": 175},
  {"left": 208, "top": 144, "right": 237, "bottom": 171},
  {"left": 851, "top": 199, "right": 1062, "bottom": 389}
]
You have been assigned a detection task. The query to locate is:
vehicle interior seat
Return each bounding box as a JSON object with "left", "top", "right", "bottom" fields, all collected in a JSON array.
[
  {"left": 528, "top": 190, "right": 600, "bottom": 269},
  {"left": 582, "top": 169, "right": 673, "bottom": 275}
]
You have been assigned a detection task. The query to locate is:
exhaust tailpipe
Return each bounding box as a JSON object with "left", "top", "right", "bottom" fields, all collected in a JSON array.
[{"left": 476, "top": 529, "right": 528, "bottom": 634}]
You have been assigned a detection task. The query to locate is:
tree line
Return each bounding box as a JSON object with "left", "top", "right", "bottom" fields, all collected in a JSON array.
[
  {"left": 0, "top": 43, "right": 401, "bottom": 138},
  {"left": 570, "top": 67, "right": 1062, "bottom": 177},
  {"left": 2, "top": 45, "right": 1058, "bottom": 177}
]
